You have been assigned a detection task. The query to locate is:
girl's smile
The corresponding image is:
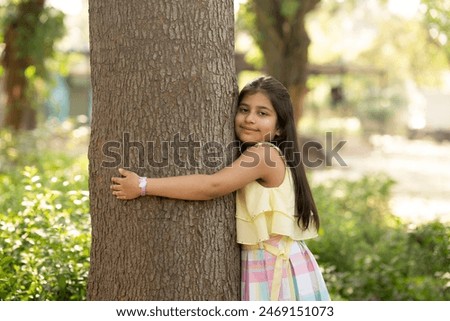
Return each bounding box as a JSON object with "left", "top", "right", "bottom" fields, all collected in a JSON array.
[{"left": 235, "top": 92, "right": 280, "bottom": 143}]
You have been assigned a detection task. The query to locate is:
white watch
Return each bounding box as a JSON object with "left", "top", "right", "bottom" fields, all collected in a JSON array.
[{"left": 138, "top": 177, "right": 147, "bottom": 196}]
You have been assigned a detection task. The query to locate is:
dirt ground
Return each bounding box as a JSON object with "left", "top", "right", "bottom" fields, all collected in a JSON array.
[{"left": 311, "top": 134, "right": 450, "bottom": 224}]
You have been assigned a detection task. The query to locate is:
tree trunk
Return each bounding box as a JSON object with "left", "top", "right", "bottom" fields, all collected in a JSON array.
[
  {"left": 1, "top": 0, "right": 45, "bottom": 130},
  {"left": 248, "top": 0, "right": 320, "bottom": 126},
  {"left": 87, "top": 0, "right": 239, "bottom": 300},
  {"left": 288, "top": 85, "right": 308, "bottom": 125}
]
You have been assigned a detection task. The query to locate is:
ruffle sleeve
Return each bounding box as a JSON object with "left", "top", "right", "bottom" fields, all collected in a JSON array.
[{"left": 236, "top": 171, "right": 318, "bottom": 244}]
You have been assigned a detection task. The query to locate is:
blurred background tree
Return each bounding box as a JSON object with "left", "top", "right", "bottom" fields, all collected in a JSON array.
[
  {"left": 0, "top": 0, "right": 65, "bottom": 131},
  {"left": 237, "top": 0, "right": 321, "bottom": 124}
]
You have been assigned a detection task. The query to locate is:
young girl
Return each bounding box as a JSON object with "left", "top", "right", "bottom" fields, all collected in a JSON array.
[{"left": 111, "top": 76, "right": 330, "bottom": 301}]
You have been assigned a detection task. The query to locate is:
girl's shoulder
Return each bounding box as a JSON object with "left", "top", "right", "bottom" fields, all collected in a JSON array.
[
  {"left": 245, "top": 142, "right": 286, "bottom": 176},
  {"left": 251, "top": 142, "right": 284, "bottom": 159}
]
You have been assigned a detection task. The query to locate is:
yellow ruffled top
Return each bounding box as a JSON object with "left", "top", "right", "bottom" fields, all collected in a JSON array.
[{"left": 236, "top": 144, "right": 318, "bottom": 245}]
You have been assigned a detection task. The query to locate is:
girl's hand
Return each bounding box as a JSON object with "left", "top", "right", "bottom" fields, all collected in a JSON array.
[{"left": 110, "top": 168, "right": 141, "bottom": 200}]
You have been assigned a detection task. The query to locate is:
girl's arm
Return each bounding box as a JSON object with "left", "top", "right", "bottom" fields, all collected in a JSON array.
[{"left": 110, "top": 144, "right": 285, "bottom": 201}]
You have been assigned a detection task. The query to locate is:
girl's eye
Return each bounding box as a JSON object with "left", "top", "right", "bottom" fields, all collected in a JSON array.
[
  {"left": 258, "top": 111, "right": 268, "bottom": 116},
  {"left": 238, "top": 107, "right": 248, "bottom": 113}
]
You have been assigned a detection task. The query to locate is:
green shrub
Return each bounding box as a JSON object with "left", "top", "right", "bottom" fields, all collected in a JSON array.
[
  {"left": 0, "top": 124, "right": 90, "bottom": 300},
  {"left": 309, "top": 174, "right": 450, "bottom": 300}
]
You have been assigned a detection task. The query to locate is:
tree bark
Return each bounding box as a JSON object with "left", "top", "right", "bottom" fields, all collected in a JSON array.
[{"left": 87, "top": 0, "right": 239, "bottom": 300}]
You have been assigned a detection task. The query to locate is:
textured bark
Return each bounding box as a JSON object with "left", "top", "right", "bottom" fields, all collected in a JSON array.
[{"left": 87, "top": 0, "right": 239, "bottom": 300}]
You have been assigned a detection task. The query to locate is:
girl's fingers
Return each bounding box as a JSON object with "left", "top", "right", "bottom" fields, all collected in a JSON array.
[
  {"left": 111, "top": 176, "right": 122, "bottom": 184},
  {"left": 113, "top": 191, "right": 126, "bottom": 199},
  {"left": 111, "top": 169, "right": 135, "bottom": 200},
  {"left": 110, "top": 184, "right": 121, "bottom": 191}
]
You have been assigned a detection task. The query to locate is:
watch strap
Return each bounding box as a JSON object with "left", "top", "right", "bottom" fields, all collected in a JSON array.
[{"left": 139, "top": 176, "right": 147, "bottom": 196}]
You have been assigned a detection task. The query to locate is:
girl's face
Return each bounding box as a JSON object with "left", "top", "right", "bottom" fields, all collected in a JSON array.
[{"left": 234, "top": 92, "right": 280, "bottom": 143}]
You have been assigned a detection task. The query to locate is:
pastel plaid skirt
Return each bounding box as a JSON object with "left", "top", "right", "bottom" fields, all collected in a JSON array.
[{"left": 241, "top": 235, "right": 330, "bottom": 301}]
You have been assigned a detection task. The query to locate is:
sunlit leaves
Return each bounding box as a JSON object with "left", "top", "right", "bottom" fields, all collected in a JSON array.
[{"left": 0, "top": 126, "right": 90, "bottom": 300}]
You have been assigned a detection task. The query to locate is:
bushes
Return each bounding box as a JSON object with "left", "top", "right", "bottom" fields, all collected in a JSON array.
[
  {"left": 309, "top": 175, "right": 450, "bottom": 300},
  {"left": 0, "top": 124, "right": 90, "bottom": 300}
]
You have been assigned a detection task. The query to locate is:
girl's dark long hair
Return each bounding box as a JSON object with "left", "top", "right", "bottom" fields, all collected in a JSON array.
[{"left": 237, "top": 76, "right": 320, "bottom": 231}]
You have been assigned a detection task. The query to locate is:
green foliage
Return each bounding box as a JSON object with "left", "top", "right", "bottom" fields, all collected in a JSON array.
[
  {"left": 0, "top": 2, "right": 65, "bottom": 79},
  {"left": 0, "top": 123, "right": 90, "bottom": 300},
  {"left": 235, "top": 1, "right": 266, "bottom": 69},
  {"left": 310, "top": 175, "right": 450, "bottom": 300},
  {"left": 280, "top": 0, "right": 300, "bottom": 21},
  {"left": 420, "top": 0, "right": 450, "bottom": 62}
]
